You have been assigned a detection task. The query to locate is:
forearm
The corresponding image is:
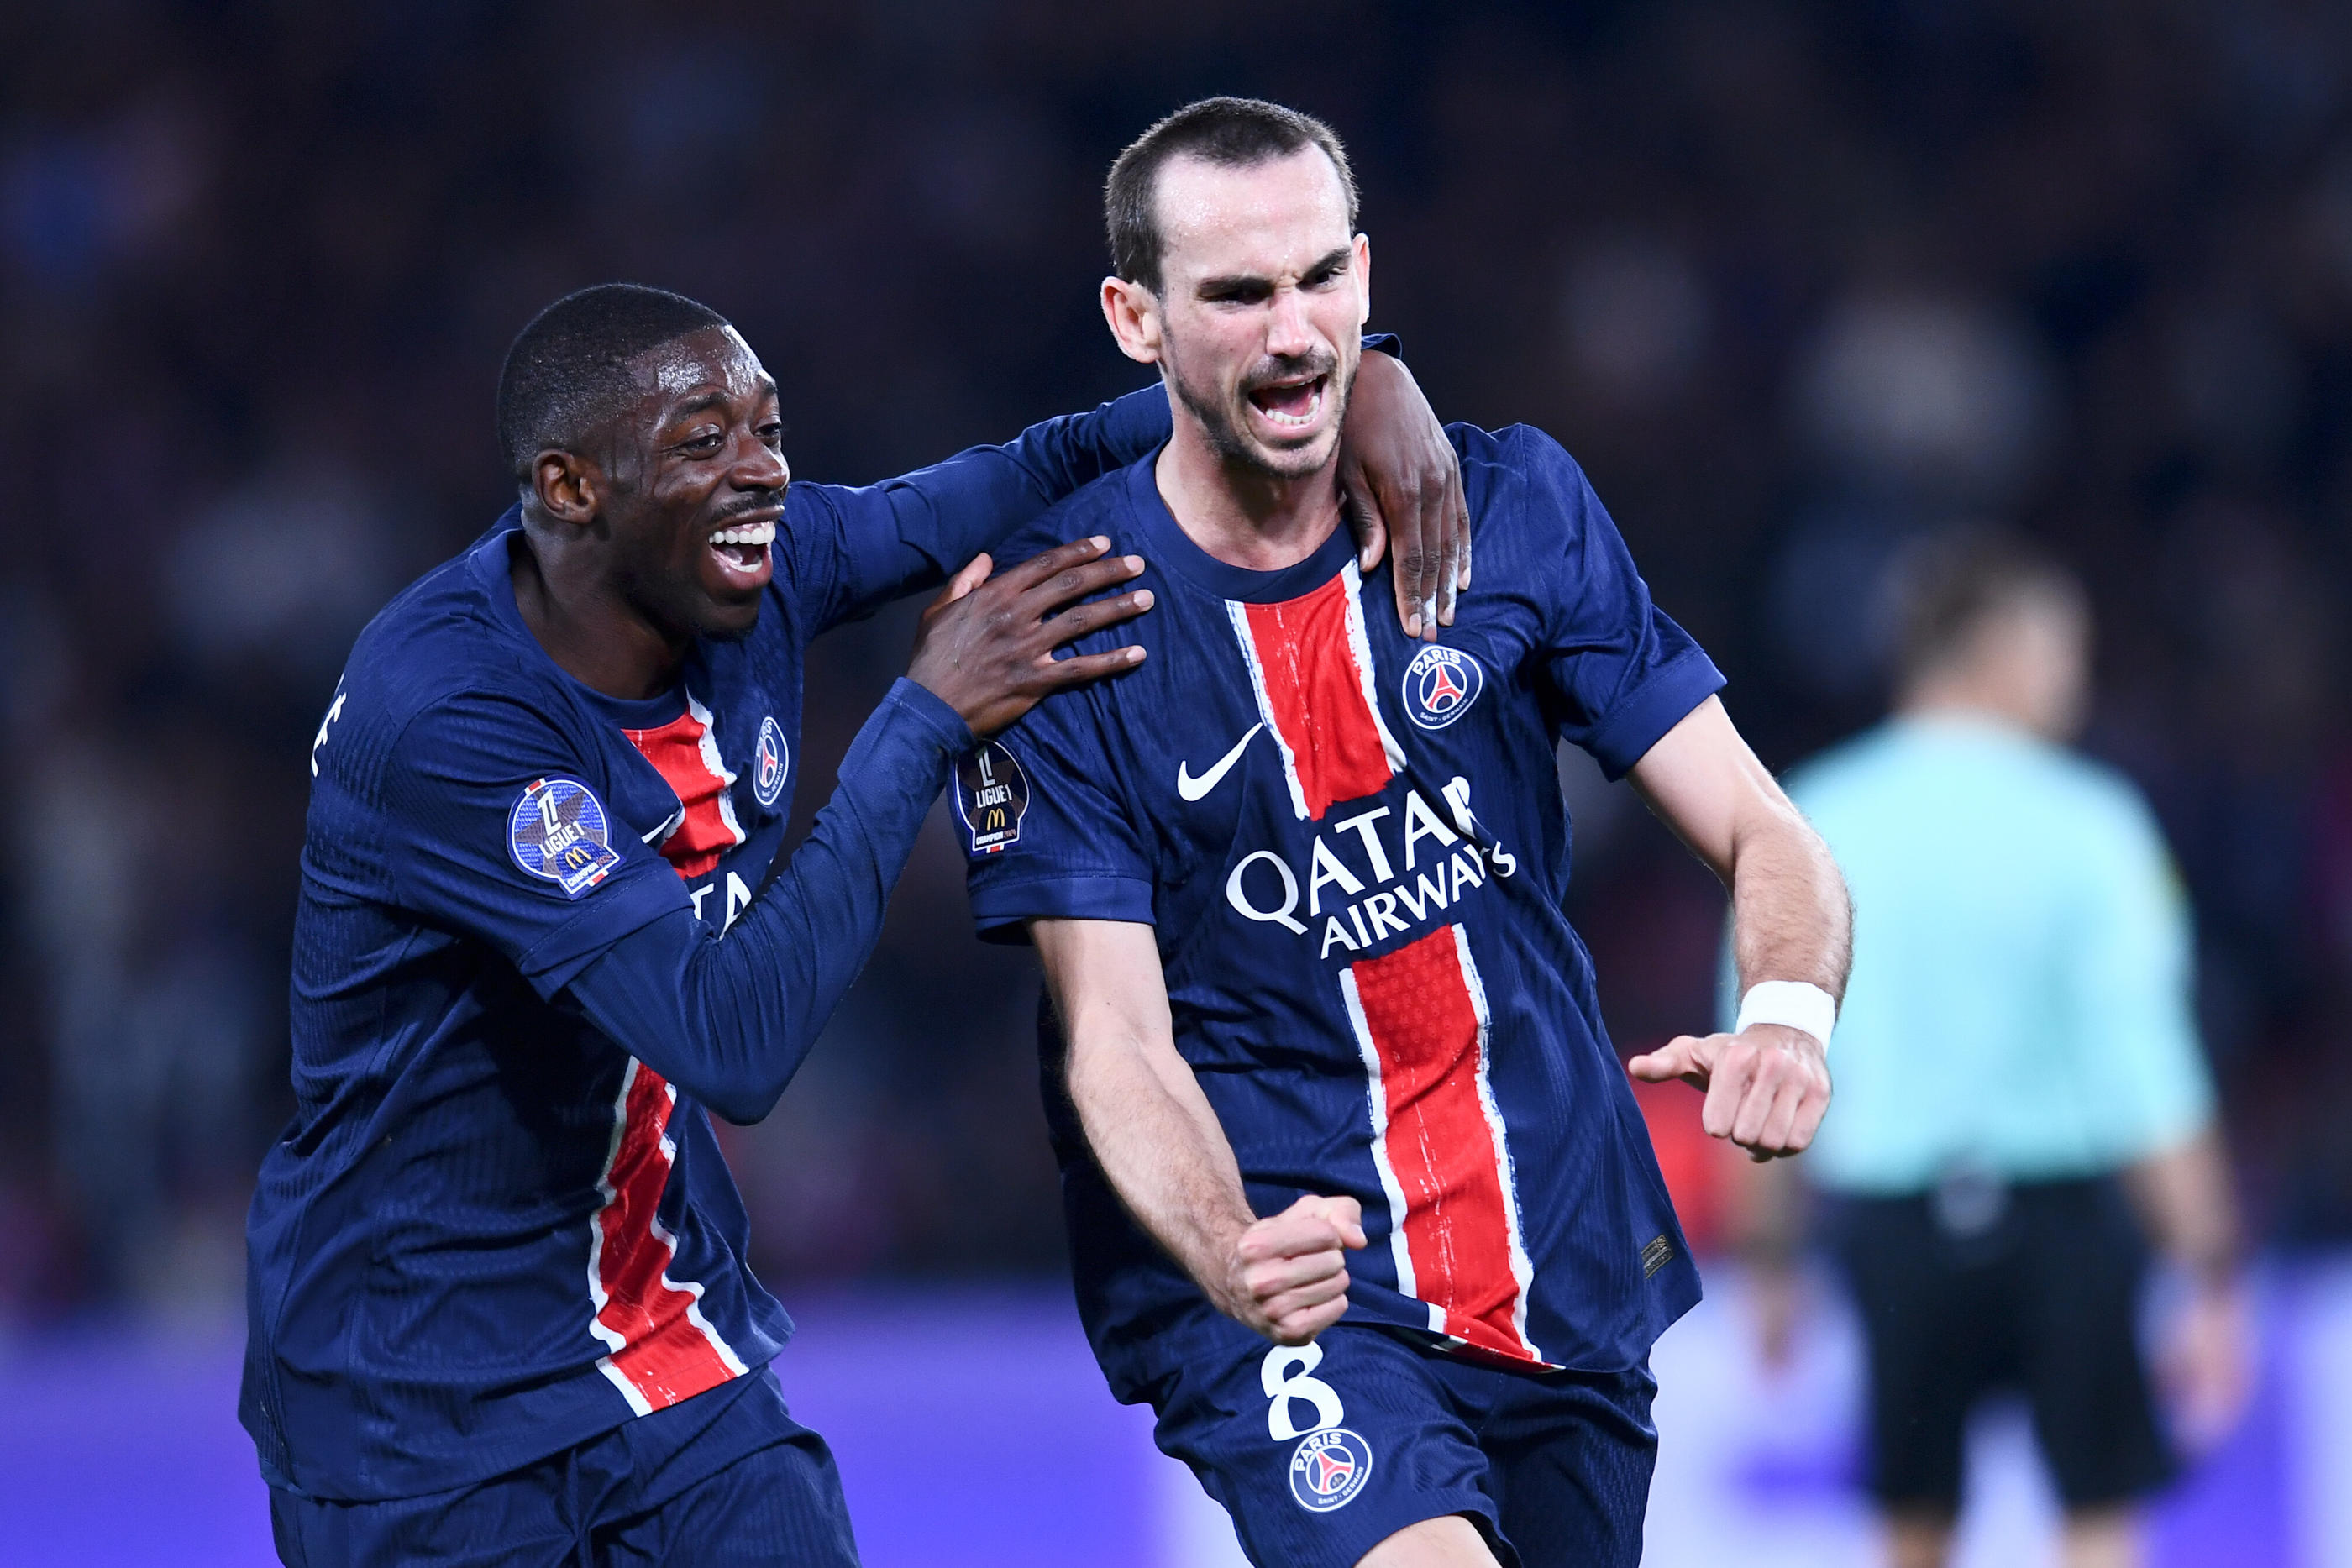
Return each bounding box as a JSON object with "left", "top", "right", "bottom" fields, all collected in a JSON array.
[
  {"left": 563, "top": 679, "right": 968, "bottom": 1122},
  {"left": 1727, "top": 802, "right": 1852, "bottom": 1001},
  {"left": 1631, "top": 699, "right": 1851, "bottom": 1001},
  {"left": 835, "top": 385, "right": 1173, "bottom": 620},
  {"left": 2123, "top": 1126, "right": 2241, "bottom": 1289},
  {"left": 1037, "top": 923, "right": 1257, "bottom": 1306},
  {"left": 1064, "top": 1013, "right": 1258, "bottom": 1303},
  {"left": 1626, "top": 699, "right": 1843, "bottom": 1156}
]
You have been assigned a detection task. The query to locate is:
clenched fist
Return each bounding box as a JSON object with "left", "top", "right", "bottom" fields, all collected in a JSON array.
[{"left": 1218, "top": 1193, "right": 1367, "bottom": 1345}]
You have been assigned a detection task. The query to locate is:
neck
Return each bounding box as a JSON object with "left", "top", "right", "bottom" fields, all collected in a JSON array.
[
  {"left": 509, "top": 527, "right": 686, "bottom": 700},
  {"left": 1153, "top": 409, "right": 1341, "bottom": 572}
]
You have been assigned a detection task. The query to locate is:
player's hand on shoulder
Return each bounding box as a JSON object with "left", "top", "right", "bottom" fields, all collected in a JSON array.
[
  {"left": 1627, "top": 1024, "right": 1832, "bottom": 1162},
  {"left": 1224, "top": 1193, "right": 1366, "bottom": 1345},
  {"left": 1338, "top": 351, "right": 1469, "bottom": 643},
  {"left": 907, "top": 535, "right": 1152, "bottom": 736}
]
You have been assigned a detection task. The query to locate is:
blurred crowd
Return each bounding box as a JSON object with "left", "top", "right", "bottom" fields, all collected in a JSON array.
[{"left": 1, "top": 0, "right": 2348, "bottom": 1322}]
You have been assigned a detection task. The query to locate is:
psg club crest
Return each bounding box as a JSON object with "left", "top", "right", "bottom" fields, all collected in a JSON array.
[
  {"left": 955, "top": 742, "right": 1030, "bottom": 854},
  {"left": 753, "top": 715, "right": 790, "bottom": 807},
  {"left": 1288, "top": 1427, "right": 1373, "bottom": 1513},
  {"left": 508, "top": 777, "right": 623, "bottom": 898},
  {"left": 1400, "top": 643, "right": 1484, "bottom": 731}
]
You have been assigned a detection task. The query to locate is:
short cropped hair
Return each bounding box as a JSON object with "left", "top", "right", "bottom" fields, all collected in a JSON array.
[
  {"left": 1888, "top": 526, "right": 2084, "bottom": 686},
  {"left": 1105, "top": 97, "right": 1357, "bottom": 294},
  {"left": 496, "top": 283, "right": 727, "bottom": 485}
]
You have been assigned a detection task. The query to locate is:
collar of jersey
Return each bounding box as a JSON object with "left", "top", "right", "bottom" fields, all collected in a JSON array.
[
  {"left": 1121, "top": 454, "right": 1358, "bottom": 604},
  {"left": 468, "top": 506, "right": 690, "bottom": 724}
]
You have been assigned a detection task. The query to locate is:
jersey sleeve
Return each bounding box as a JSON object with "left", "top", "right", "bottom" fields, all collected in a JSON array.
[
  {"left": 961, "top": 687, "right": 1155, "bottom": 942},
  {"left": 2066, "top": 788, "right": 2217, "bottom": 1160},
  {"left": 558, "top": 678, "right": 974, "bottom": 1124},
  {"left": 779, "top": 335, "right": 1408, "bottom": 633},
  {"left": 1511, "top": 429, "right": 1726, "bottom": 779},
  {"left": 380, "top": 693, "right": 690, "bottom": 994},
  {"left": 779, "top": 383, "right": 1174, "bottom": 635}
]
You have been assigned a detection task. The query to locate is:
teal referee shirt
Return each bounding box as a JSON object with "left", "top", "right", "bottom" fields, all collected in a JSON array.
[{"left": 1764, "top": 713, "right": 2215, "bottom": 1197}]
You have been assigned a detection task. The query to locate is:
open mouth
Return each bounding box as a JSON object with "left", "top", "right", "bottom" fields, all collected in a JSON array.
[
  {"left": 707, "top": 518, "right": 775, "bottom": 581},
  {"left": 1247, "top": 373, "right": 1328, "bottom": 432}
]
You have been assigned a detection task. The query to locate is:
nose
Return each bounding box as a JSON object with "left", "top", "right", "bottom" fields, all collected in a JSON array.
[
  {"left": 1265, "top": 285, "right": 1316, "bottom": 359},
  {"left": 732, "top": 434, "right": 789, "bottom": 494}
]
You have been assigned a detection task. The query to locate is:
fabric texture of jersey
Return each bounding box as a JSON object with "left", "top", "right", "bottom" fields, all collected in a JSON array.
[
  {"left": 1777, "top": 715, "right": 2214, "bottom": 1194},
  {"left": 244, "top": 389, "right": 1172, "bottom": 1502},
  {"left": 963, "top": 425, "right": 1720, "bottom": 1398}
]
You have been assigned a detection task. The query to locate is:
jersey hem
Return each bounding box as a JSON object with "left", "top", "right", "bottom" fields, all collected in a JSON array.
[{"left": 251, "top": 1345, "right": 786, "bottom": 1504}]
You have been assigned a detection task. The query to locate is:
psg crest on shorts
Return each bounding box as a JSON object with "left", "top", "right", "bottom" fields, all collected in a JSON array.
[
  {"left": 1400, "top": 643, "right": 1484, "bottom": 731},
  {"left": 753, "top": 715, "right": 790, "bottom": 807},
  {"left": 955, "top": 742, "right": 1030, "bottom": 854},
  {"left": 1287, "top": 1427, "right": 1373, "bottom": 1513},
  {"left": 508, "top": 777, "right": 623, "bottom": 899}
]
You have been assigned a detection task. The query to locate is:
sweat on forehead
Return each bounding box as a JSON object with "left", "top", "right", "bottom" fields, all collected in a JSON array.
[
  {"left": 1149, "top": 148, "right": 1355, "bottom": 272},
  {"left": 627, "top": 326, "right": 764, "bottom": 401},
  {"left": 495, "top": 282, "right": 734, "bottom": 480}
]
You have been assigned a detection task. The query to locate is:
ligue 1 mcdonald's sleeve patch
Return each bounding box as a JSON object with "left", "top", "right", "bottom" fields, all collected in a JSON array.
[
  {"left": 955, "top": 742, "right": 1031, "bottom": 854},
  {"left": 508, "top": 777, "right": 625, "bottom": 897}
]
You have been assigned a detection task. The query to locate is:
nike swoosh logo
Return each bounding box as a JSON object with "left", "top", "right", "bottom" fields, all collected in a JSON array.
[{"left": 1176, "top": 723, "right": 1263, "bottom": 801}]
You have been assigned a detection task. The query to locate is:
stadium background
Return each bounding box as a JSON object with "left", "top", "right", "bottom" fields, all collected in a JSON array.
[{"left": 3, "top": 2, "right": 2349, "bottom": 1563}]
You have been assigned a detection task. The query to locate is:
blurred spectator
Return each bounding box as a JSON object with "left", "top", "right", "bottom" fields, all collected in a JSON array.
[{"left": 1742, "top": 531, "right": 2249, "bottom": 1568}]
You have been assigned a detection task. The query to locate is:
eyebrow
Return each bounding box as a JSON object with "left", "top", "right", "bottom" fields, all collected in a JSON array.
[
  {"left": 1195, "top": 245, "right": 1353, "bottom": 297},
  {"left": 669, "top": 375, "right": 778, "bottom": 421}
]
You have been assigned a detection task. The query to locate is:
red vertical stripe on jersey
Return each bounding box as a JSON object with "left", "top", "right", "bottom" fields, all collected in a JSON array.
[
  {"left": 589, "top": 1061, "right": 742, "bottom": 1413},
  {"left": 1346, "top": 925, "right": 1537, "bottom": 1364},
  {"left": 1239, "top": 574, "right": 1394, "bottom": 821},
  {"left": 622, "top": 704, "right": 743, "bottom": 879}
]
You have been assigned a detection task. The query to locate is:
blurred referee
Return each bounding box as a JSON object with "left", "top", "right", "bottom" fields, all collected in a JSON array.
[{"left": 1747, "top": 530, "right": 2248, "bottom": 1568}]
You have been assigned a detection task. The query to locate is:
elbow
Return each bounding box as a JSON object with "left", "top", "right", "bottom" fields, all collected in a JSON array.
[
  {"left": 681, "top": 1026, "right": 802, "bottom": 1125},
  {"left": 703, "top": 1077, "right": 789, "bottom": 1127}
]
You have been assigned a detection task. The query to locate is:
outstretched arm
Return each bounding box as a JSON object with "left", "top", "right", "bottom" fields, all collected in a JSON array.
[
  {"left": 805, "top": 345, "right": 1464, "bottom": 638},
  {"left": 1625, "top": 696, "right": 1849, "bottom": 1158},
  {"left": 1035, "top": 917, "right": 1365, "bottom": 1345},
  {"left": 559, "top": 541, "right": 1152, "bottom": 1124}
]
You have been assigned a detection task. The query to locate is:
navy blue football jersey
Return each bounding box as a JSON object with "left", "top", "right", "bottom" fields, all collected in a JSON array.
[
  {"left": 963, "top": 426, "right": 1719, "bottom": 1396},
  {"left": 242, "top": 391, "right": 1171, "bottom": 1501}
]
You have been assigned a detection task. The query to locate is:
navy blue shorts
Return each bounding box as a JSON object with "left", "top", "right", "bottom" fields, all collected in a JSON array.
[
  {"left": 267, "top": 1368, "right": 857, "bottom": 1567},
  {"left": 1147, "top": 1316, "right": 1658, "bottom": 1568}
]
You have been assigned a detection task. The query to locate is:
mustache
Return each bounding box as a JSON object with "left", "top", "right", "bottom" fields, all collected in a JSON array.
[
  {"left": 1240, "top": 350, "right": 1339, "bottom": 394},
  {"left": 707, "top": 489, "right": 785, "bottom": 528}
]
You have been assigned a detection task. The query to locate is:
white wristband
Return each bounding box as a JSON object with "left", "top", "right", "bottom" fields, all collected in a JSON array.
[{"left": 1735, "top": 981, "right": 1836, "bottom": 1046}]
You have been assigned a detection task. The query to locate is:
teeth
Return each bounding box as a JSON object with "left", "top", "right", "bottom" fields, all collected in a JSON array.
[
  {"left": 1258, "top": 383, "right": 1324, "bottom": 428},
  {"left": 710, "top": 522, "right": 775, "bottom": 547}
]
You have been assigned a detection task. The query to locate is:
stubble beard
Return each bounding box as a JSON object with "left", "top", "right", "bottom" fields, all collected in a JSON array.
[{"left": 1164, "top": 347, "right": 1352, "bottom": 483}]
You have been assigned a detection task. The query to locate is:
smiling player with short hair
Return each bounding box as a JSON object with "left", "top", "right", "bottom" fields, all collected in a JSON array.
[{"left": 963, "top": 98, "right": 1851, "bottom": 1568}]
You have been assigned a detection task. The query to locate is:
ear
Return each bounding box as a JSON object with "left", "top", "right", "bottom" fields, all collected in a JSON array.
[
  {"left": 1100, "top": 275, "right": 1163, "bottom": 365},
  {"left": 531, "top": 448, "right": 603, "bottom": 528},
  {"left": 1353, "top": 233, "right": 1372, "bottom": 331}
]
